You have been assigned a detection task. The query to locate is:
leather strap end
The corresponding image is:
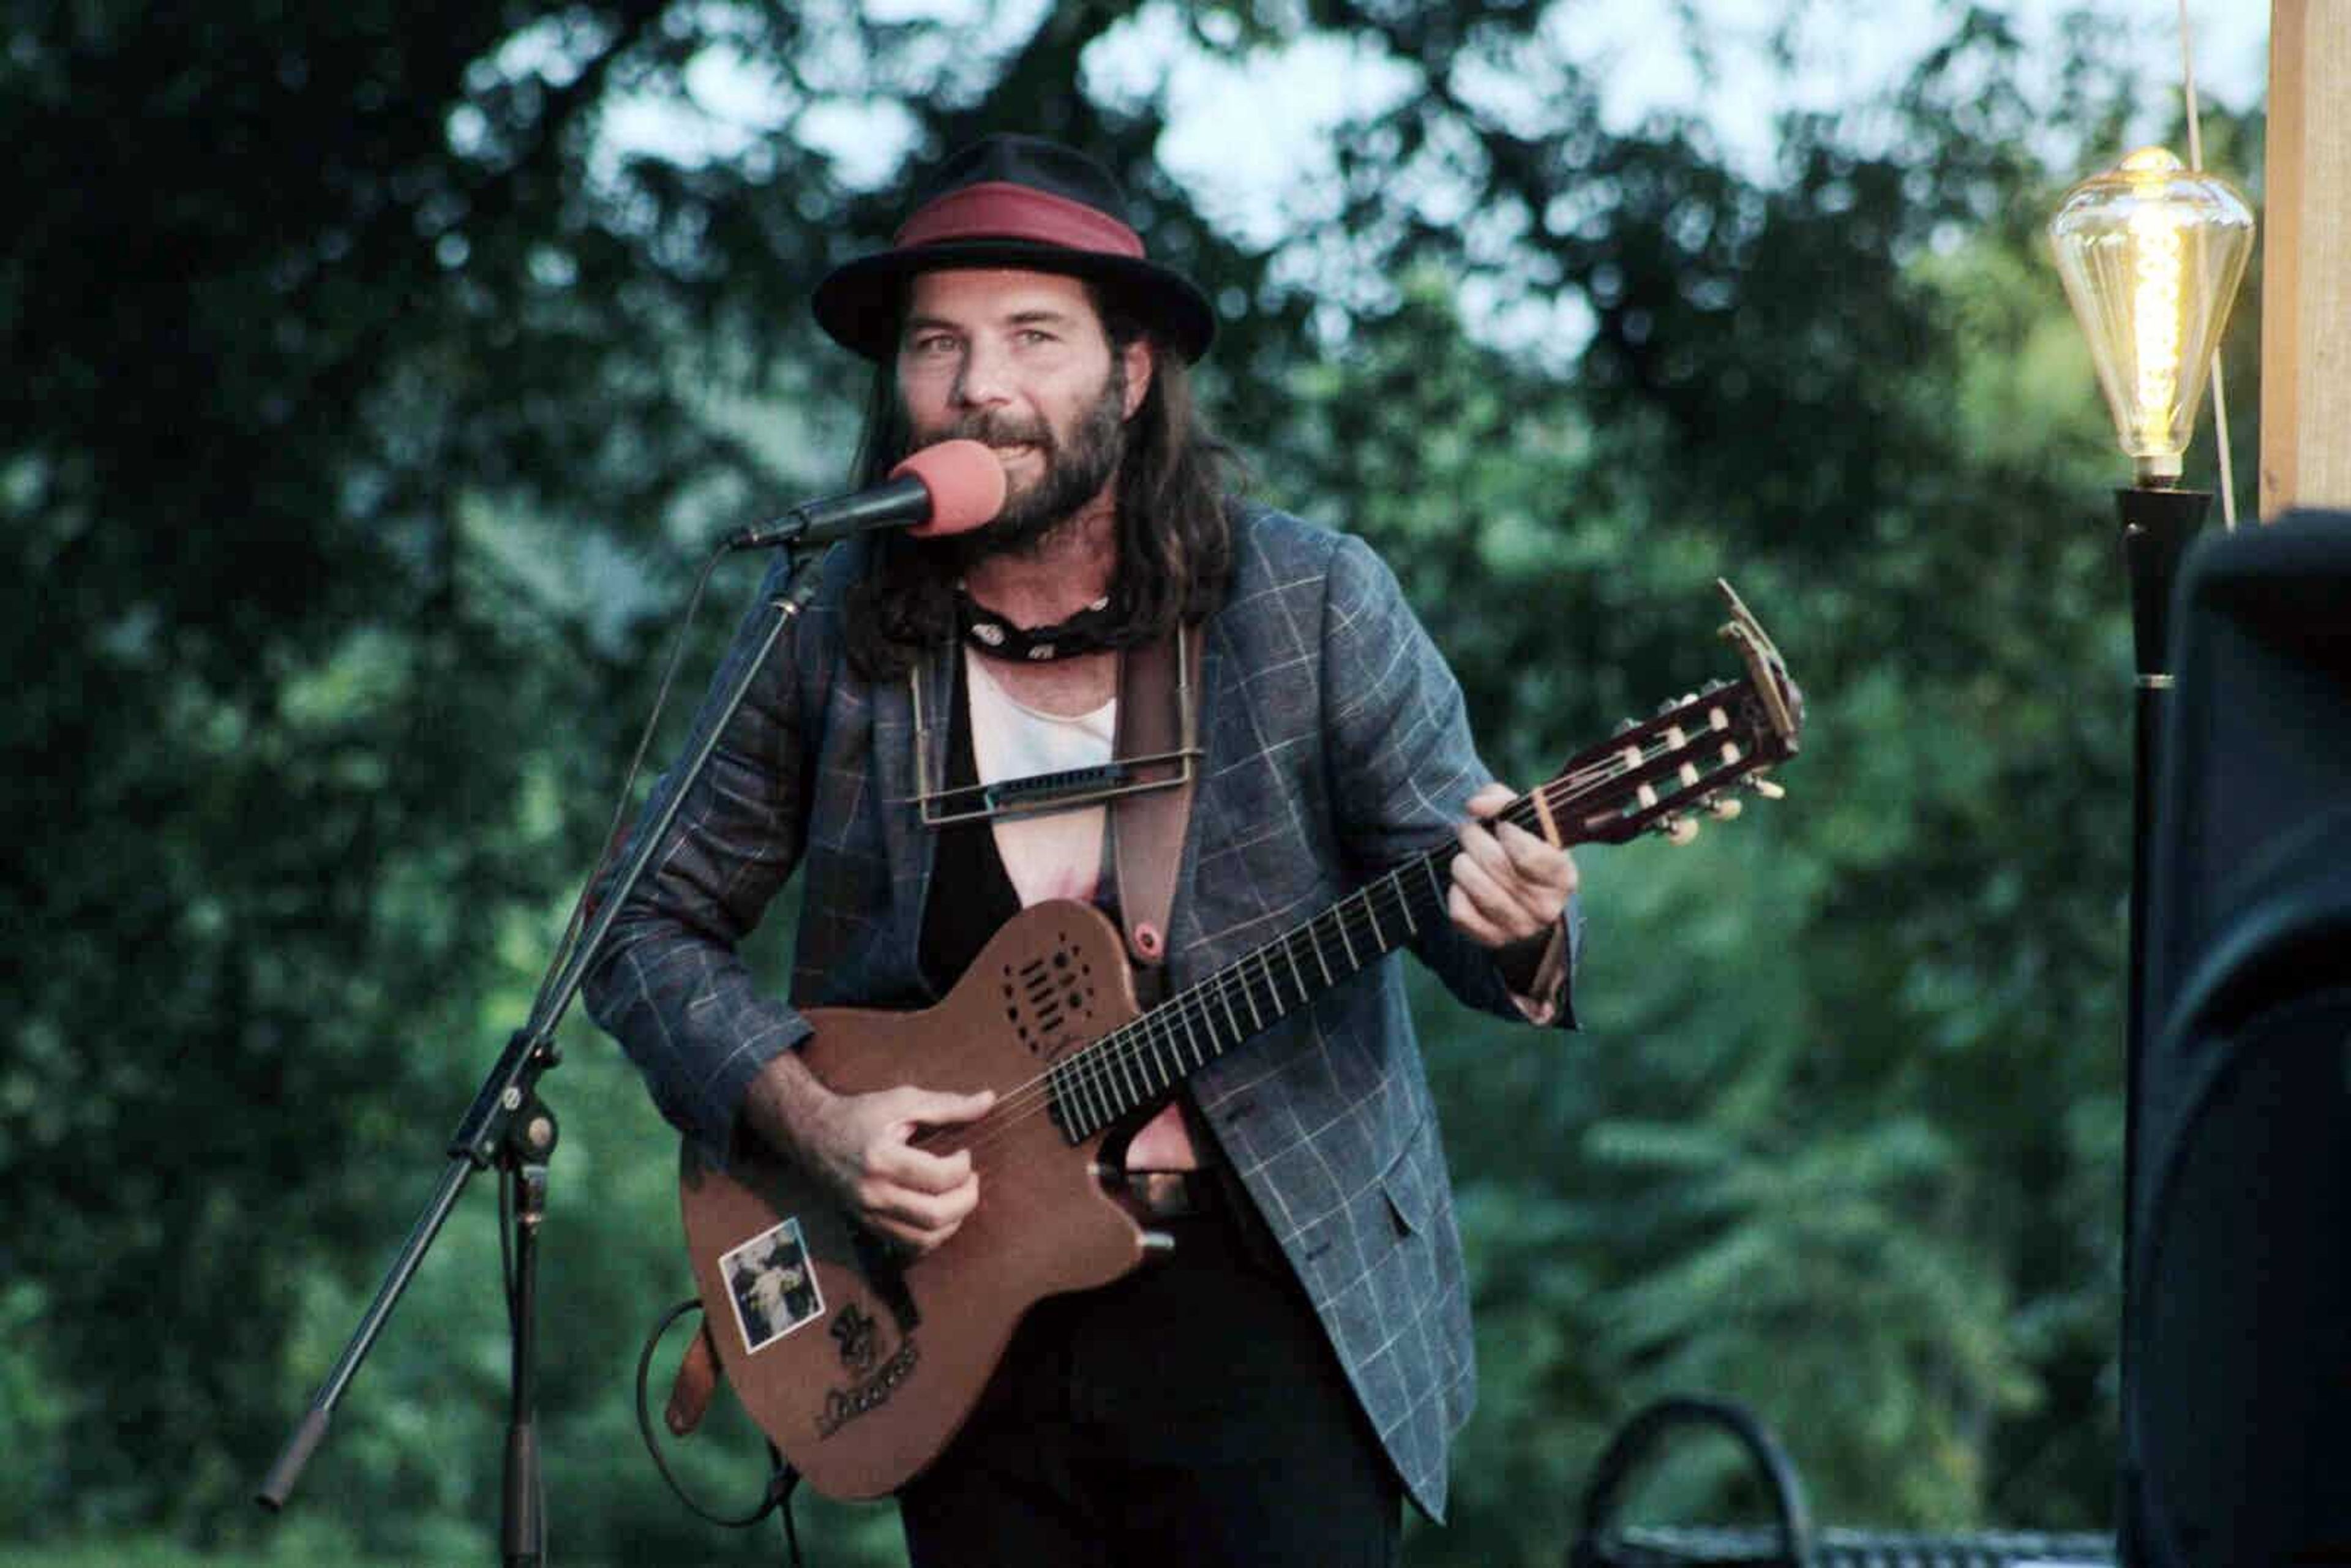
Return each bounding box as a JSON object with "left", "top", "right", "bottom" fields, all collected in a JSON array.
[{"left": 666, "top": 1321, "right": 722, "bottom": 1438}]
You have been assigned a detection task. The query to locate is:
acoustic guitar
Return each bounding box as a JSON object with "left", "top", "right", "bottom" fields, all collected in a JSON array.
[{"left": 677, "top": 580, "right": 1802, "bottom": 1499}]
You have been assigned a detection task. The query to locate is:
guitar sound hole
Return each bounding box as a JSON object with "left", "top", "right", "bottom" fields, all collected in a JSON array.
[{"left": 1005, "top": 940, "right": 1100, "bottom": 1057}]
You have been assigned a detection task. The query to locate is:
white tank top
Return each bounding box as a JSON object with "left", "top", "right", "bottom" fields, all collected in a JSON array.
[{"left": 964, "top": 650, "right": 1115, "bottom": 909}]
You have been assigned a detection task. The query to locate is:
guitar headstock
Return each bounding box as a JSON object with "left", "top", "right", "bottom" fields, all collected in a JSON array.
[{"left": 1524, "top": 580, "right": 1804, "bottom": 849}]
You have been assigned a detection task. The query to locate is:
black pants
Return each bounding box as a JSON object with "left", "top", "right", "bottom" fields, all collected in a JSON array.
[{"left": 897, "top": 1196, "right": 1403, "bottom": 1567}]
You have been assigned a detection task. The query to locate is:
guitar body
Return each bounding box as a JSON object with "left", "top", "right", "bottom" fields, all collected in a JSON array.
[{"left": 680, "top": 899, "right": 1152, "bottom": 1499}]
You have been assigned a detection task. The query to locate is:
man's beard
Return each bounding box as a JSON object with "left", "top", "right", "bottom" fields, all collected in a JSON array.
[{"left": 907, "top": 361, "right": 1128, "bottom": 561}]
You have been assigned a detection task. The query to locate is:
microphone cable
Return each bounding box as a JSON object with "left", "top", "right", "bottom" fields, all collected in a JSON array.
[{"left": 530, "top": 540, "right": 735, "bottom": 1024}]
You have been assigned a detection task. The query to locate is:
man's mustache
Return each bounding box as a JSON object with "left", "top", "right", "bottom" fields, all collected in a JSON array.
[{"left": 942, "top": 411, "right": 1056, "bottom": 450}]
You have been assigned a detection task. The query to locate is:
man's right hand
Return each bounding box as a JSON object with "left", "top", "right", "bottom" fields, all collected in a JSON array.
[{"left": 744, "top": 1052, "right": 996, "bottom": 1256}]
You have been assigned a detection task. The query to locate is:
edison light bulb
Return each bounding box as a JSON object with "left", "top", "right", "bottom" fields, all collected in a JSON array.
[{"left": 2049, "top": 147, "right": 2255, "bottom": 486}]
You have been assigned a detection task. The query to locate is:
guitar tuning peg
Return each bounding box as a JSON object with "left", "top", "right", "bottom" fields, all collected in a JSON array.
[
  {"left": 1708, "top": 797, "right": 1743, "bottom": 820},
  {"left": 1750, "top": 777, "right": 1786, "bottom": 800},
  {"left": 1613, "top": 716, "right": 1641, "bottom": 737},
  {"left": 1662, "top": 817, "right": 1700, "bottom": 846}
]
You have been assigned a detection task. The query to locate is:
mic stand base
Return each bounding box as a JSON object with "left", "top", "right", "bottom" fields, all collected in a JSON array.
[{"left": 503, "top": 1127, "right": 552, "bottom": 1568}]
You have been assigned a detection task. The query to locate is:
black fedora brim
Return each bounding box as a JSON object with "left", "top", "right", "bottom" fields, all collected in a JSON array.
[{"left": 812, "top": 239, "right": 1217, "bottom": 364}]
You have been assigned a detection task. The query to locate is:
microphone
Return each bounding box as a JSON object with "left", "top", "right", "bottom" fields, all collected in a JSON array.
[{"left": 725, "top": 438, "right": 1007, "bottom": 552}]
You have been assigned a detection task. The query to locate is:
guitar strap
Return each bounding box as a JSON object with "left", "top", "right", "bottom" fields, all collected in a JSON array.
[{"left": 1108, "top": 620, "right": 1202, "bottom": 1002}]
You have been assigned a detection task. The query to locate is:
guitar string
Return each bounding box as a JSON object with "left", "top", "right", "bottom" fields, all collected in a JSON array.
[{"left": 917, "top": 709, "right": 1762, "bottom": 1167}]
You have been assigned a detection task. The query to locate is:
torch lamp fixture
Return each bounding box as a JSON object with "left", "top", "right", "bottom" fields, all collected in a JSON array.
[
  {"left": 2050, "top": 146, "right": 2255, "bottom": 492},
  {"left": 2048, "top": 144, "right": 2252, "bottom": 1563}
]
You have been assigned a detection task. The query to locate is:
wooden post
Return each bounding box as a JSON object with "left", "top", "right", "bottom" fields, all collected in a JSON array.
[{"left": 2260, "top": 0, "right": 2351, "bottom": 518}]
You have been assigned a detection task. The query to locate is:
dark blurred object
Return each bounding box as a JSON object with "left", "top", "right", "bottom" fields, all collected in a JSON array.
[
  {"left": 1571, "top": 1396, "right": 2115, "bottom": 1567},
  {"left": 2126, "top": 508, "right": 2351, "bottom": 1568}
]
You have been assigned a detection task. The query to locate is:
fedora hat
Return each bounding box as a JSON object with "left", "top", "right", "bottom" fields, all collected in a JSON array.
[{"left": 812, "top": 133, "right": 1216, "bottom": 364}]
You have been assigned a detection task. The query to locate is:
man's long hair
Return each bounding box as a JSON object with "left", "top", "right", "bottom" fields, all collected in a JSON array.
[{"left": 839, "top": 284, "right": 1239, "bottom": 680}]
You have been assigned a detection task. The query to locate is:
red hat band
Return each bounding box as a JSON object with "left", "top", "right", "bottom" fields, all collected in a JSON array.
[{"left": 894, "top": 181, "right": 1147, "bottom": 260}]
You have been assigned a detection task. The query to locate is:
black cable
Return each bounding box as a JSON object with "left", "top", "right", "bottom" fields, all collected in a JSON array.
[
  {"left": 632, "top": 1298, "right": 803, "bottom": 1555},
  {"left": 533, "top": 544, "right": 732, "bottom": 1022}
]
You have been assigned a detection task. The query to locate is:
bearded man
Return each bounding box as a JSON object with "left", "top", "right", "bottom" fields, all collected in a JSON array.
[{"left": 587, "top": 133, "right": 1581, "bottom": 1567}]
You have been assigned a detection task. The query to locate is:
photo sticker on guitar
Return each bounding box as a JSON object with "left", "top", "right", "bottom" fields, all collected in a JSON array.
[{"left": 721, "top": 1217, "right": 825, "bottom": 1354}]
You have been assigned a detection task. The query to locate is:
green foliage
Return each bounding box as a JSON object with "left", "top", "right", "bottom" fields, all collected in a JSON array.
[{"left": 5, "top": 0, "right": 2262, "bottom": 1561}]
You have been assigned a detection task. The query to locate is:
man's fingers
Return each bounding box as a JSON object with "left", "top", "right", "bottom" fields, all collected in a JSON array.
[
  {"left": 1452, "top": 817, "right": 1570, "bottom": 945},
  {"left": 1450, "top": 851, "right": 1546, "bottom": 946},
  {"left": 1447, "top": 883, "right": 1509, "bottom": 948},
  {"left": 893, "top": 1085, "right": 997, "bottom": 1128},
  {"left": 1464, "top": 781, "right": 1517, "bottom": 819},
  {"left": 874, "top": 1135, "right": 977, "bottom": 1193},
  {"left": 1455, "top": 824, "right": 1550, "bottom": 924},
  {"left": 865, "top": 1173, "right": 983, "bottom": 1254},
  {"left": 866, "top": 1172, "right": 981, "bottom": 1232},
  {"left": 1493, "top": 819, "right": 1577, "bottom": 896}
]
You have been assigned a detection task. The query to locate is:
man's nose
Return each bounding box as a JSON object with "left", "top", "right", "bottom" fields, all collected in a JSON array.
[{"left": 953, "top": 339, "right": 1014, "bottom": 409}]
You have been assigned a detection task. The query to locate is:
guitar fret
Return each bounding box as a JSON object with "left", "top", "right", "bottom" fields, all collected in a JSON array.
[
  {"left": 1123, "top": 1034, "right": 1152, "bottom": 1109},
  {"left": 1333, "top": 906, "right": 1359, "bottom": 969},
  {"left": 1255, "top": 950, "right": 1283, "bottom": 1018},
  {"left": 1084, "top": 1060, "right": 1114, "bottom": 1131},
  {"left": 1178, "top": 1001, "right": 1206, "bottom": 1067},
  {"left": 1218, "top": 974, "right": 1247, "bottom": 1039},
  {"left": 1367, "top": 890, "right": 1389, "bottom": 945},
  {"left": 1047, "top": 1064, "right": 1073, "bottom": 1138},
  {"left": 1076, "top": 1053, "right": 1104, "bottom": 1128},
  {"left": 1393, "top": 871, "right": 1417, "bottom": 937},
  {"left": 1142, "top": 1021, "right": 1172, "bottom": 1087},
  {"left": 1116, "top": 1035, "right": 1144, "bottom": 1106},
  {"left": 1238, "top": 966, "right": 1265, "bottom": 1030},
  {"left": 1306, "top": 923, "right": 1335, "bottom": 985},
  {"left": 1282, "top": 937, "right": 1310, "bottom": 1002}
]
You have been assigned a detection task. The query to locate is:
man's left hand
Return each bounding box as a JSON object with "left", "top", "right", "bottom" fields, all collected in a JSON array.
[{"left": 1447, "top": 782, "right": 1577, "bottom": 948}]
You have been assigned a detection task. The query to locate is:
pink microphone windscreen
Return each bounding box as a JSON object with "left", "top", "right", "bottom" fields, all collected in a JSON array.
[{"left": 893, "top": 439, "right": 1007, "bottom": 538}]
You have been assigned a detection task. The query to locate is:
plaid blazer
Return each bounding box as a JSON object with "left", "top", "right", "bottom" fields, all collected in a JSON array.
[{"left": 587, "top": 503, "right": 1580, "bottom": 1521}]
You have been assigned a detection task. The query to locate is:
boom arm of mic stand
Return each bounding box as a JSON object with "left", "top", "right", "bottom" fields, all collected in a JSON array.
[{"left": 256, "top": 546, "right": 832, "bottom": 1515}]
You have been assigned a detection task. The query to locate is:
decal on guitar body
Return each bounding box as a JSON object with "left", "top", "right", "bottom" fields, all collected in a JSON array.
[
  {"left": 817, "top": 1339, "right": 922, "bottom": 1440},
  {"left": 720, "top": 1217, "right": 825, "bottom": 1354},
  {"left": 831, "top": 1304, "right": 880, "bottom": 1373}
]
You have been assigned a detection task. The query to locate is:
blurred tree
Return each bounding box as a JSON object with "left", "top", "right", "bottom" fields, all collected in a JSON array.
[{"left": 0, "top": 0, "right": 826, "bottom": 1544}]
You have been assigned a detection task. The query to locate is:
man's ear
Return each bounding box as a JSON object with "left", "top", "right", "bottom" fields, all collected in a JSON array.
[{"left": 1120, "top": 336, "right": 1155, "bottom": 420}]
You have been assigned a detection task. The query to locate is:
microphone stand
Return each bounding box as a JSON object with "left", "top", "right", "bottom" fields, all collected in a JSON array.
[{"left": 257, "top": 543, "right": 832, "bottom": 1564}]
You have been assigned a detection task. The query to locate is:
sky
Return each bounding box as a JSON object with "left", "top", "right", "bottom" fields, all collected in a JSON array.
[{"left": 610, "top": 0, "right": 2274, "bottom": 246}]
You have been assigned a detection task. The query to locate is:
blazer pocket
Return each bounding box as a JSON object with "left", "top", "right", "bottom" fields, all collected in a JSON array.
[{"left": 1379, "top": 1113, "right": 1438, "bottom": 1239}]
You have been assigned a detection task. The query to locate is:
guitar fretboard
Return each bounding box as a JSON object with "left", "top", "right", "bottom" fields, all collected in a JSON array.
[
  {"left": 1044, "top": 673, "right": 1780, "bottom": 1144},
  {"left": 1045, "top": 843, "right": 1458, "bottom": 1143}
]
